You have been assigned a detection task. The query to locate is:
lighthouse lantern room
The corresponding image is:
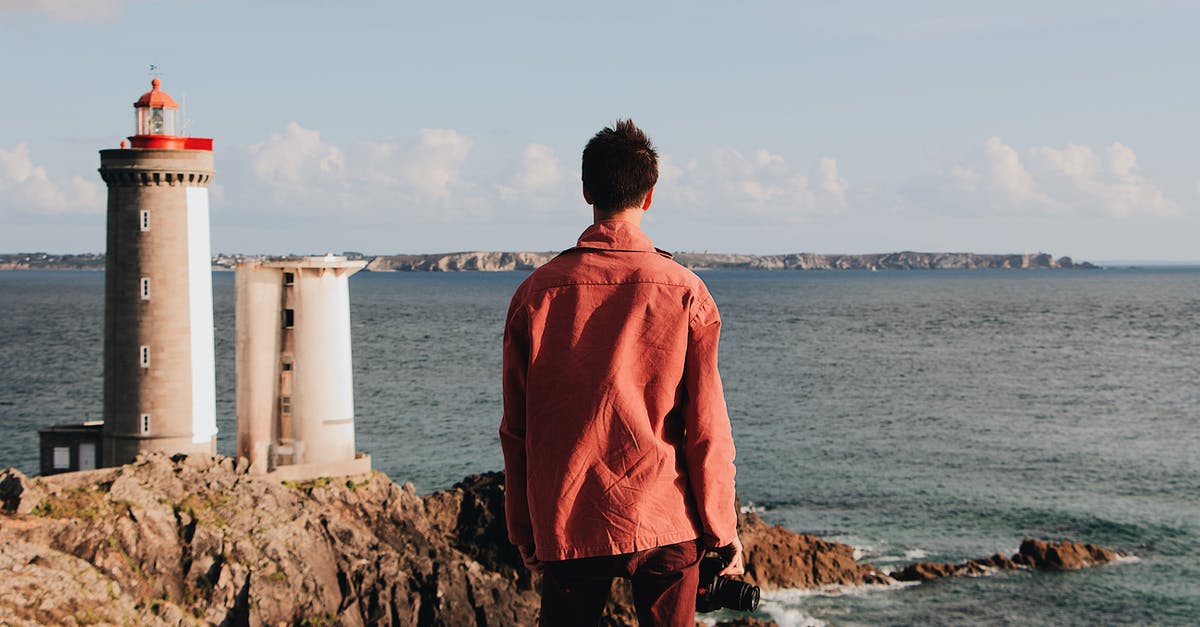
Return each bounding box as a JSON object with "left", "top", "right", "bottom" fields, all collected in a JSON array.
[
  {"left": 126, "top": 78, "right": 212, "bottom": 151},
  {"left": 134, "top": 78, "right": 178, "bottom": 137}
]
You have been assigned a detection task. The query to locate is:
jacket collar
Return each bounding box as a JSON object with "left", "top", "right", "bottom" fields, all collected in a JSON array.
[{"left": 572, "top": 220, "right": 670, "bottom": 256}]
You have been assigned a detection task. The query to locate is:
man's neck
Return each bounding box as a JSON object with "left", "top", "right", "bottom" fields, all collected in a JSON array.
[{"left": 592, "top": 207, "right": 644, "bottom": 227}]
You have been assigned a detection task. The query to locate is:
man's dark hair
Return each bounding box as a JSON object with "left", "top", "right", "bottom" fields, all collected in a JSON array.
[{"left": 581, "top": 119, "right": 659, "bottom": 213}]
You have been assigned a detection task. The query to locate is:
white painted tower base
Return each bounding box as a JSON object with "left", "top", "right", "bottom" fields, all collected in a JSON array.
[{"left": 235, "top": 256, "right": 369, "bottom": 480}]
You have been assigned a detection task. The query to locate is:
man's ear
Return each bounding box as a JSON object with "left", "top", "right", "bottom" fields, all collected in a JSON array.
[
  {"left": 583, "top": 185, "right": 594, "bottom": 206},
  {"left": 641, "top": 186, "right": 655, "bottom": 211}
]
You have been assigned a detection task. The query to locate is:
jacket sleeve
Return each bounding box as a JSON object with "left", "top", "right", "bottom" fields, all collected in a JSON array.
[
  {"left": 681, "top": 291, "right": 739, "bottom": 548},
  {"left": 499, "top": 290, "right": 534, "bottom": 547}
]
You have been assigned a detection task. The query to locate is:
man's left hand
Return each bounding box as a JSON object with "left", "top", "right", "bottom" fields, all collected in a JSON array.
[
  {"left": 519, "top": 543, "right": 543, "bottom": 573},
  {"left": 715, "top": 536, "right": 745, "bottom": 576}
]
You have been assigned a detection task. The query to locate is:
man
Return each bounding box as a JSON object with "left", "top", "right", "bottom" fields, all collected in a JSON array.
[{"left": 500, "top": 119, "right": 742, "bottom": 626}]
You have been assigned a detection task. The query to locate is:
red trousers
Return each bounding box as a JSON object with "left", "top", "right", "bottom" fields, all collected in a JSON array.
[{"left": 539, "top": 540, "right": 702, "bottom": 627}]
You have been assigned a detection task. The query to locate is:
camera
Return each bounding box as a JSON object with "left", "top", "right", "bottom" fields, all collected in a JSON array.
[{"left": 696, "top": 556, "right": 760, "bottom": 613}]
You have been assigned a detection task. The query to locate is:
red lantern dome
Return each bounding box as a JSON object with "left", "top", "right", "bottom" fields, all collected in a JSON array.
[
  {"left": 134, "top": 78, "right": 179, "bottom": 110},
  {"left": 127, "top": 78, "right": 212, "bottom": 151}
]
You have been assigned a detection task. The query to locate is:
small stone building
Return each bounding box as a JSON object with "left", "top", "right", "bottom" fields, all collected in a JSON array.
[{"left": 38, "top": 421, "right": 103, "bottom": 475}]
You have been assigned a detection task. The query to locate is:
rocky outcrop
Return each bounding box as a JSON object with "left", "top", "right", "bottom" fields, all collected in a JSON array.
[
  {"left": 0, "top": 456, "right": 540, "bottom": 626},
  {"left": 671, "top": 251, "right": 1094, "bottom": 271},
  {"left": 891, "top": 539, "right": 1123, "bottom": 582},
  {"left": 364, "top": 251, "right": 1096, "bottom": 273},
  {"left": 0, "top": 455, "right": 1123, "bottom": 625},
  {"left": 737, "top": 506, "right": 893, "bottom": 589},
  {"left": 367, "top": 251, "right": 557, "bottom": 272}
]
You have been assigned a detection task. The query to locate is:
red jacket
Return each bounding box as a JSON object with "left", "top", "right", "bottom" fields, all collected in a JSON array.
[{"left": 500, "top": 220, "right": 738, "bottom": 561}]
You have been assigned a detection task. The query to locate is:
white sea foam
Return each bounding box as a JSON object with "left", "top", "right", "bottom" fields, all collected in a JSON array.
[
  {"left": 763, "top": 580, "right": 921, "bottom": 603},
  {"left": 696, "top": 609, "right": 826, "bottom": 627},
  {"left": 764, "top": 607, "right": 828, "bottom": 627},
  {"left": 739, "top": 502, "right": 767, "bottom": 515},
  {"left": 739, "top": 581, "right": 921, "bottom": 626},
  {"left": 837, "top": 537, "right": 878, "bottom": 561},
  {"left": 852, "top": 545, "right": 872, "bottom": 561},
  {"left": 868, "top": 547, "right": 928, "bottom": 563}
]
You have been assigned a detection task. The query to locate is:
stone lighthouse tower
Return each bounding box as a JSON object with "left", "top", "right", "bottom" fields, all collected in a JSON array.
[{"left": 97, "top": 79, "right": 217, "bottom": 466}]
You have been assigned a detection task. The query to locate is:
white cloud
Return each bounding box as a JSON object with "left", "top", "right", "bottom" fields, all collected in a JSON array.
[
  {"left": 0, "top": 0, "right": 126, "bottom": 22},
  {"left": 816, "top": 157, "right": 849, "bottom": 207},
  {"left": 498, "top": 143, "right": 567, "bottom": 207},
  {"left": 666, "top": 148, "right": 848, "bottom": 219},
  {"left": 243, "top": 124, "right": 487, "bottom": 220},
  {"left": 247, "top": 122, "right": 345, "bottom": 193},
  {"left": 398, "top": 128, "right": 472, "bottom": 201},
  {"left": 0, "top": 143, "right": 102, "bottom": 215},
  {"left": 950, "top": 137, "right": 1178, "bottom": 217},
  {"left": 1030, "top": 141, "right": 1178, "bottom": 217},
  {"left": 950, "top": 136, "right": 1059, "bottom": 212}
]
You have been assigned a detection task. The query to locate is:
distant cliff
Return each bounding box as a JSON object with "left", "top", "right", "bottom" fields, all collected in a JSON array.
[
  {"left": 0, "top": 253, "right": 105, "bottom": 270},
  {"left": 366, "top": 251, "right": 556, "bottom": 272},
  {"left": 367, "top": 250, "right": 1096, "bottom": 272},
  {"left": 2, "top": 251, "right": 1096, "bottom": 272},
  {"left": 672, "top": 251, "right": 1093, "bottom": 270},
  {"left": 0, "top": 454, "right": 1123, "bottom": 626}
]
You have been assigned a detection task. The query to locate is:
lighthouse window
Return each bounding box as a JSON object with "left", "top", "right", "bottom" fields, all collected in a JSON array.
[
  {"left": 141, "top": 414, "right": 151, "bottom": 435},
  {"left": 283, "top": 309, "right": 294, "bottom": 329},
  {"left": 140, "top": 345, "right": 150, "bottom": 368},
  {"left": 283, "top": 272, "right": 294, "bottom": 286},
  {"left": 140, "top": 210, "right": 150, "bottom": 232},
  {"left": 281, "top": 396, "right": 292, "bottom": 414},
  {"left": 141, "top": 278, "right": 151, "bottom": 300},
  {"left": 149, "top": 108, "right": 165, "bottom": 134}
]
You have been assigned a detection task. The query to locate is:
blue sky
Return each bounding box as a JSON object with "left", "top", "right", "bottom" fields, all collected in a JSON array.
[{"left": 2, "top": 1, "right": 1198, "bottom": 261}]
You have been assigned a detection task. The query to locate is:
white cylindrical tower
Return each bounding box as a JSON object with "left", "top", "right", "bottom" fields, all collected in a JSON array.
[
  {"left": 98, "top": 79, "right": 217, "bottom": 466},
  {"left": 234, "top": 264, "right": 282, "bottom": 472},
  {"left": 235, "top": 256, "right": 367, "bottom": 475},
  {"left": 290, "top": 263, "right": 359, "bottom": 465}
]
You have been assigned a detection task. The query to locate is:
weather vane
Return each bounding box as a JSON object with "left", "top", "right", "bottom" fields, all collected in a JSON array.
[{"left": 149, "top": 64, "right": 160, "bottom": 77}]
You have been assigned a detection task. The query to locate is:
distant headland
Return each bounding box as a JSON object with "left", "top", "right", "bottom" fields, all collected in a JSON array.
[{"left": 1, "top": 251, "right": 1097, "bottom": 272}]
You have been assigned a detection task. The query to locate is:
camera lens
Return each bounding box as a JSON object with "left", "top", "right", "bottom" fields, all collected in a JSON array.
[
  {"left": 696, "top": 556, "right": 761, "bottom": 613},
  {"left": 715, "top": 577, "right": 760, "bottom": 612}
]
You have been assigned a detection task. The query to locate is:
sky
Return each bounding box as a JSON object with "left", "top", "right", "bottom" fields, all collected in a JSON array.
[{"left": 1, "top": 0, "right": 1198, "bottom": 262}]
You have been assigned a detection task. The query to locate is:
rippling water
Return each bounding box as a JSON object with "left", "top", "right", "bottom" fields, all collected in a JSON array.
[{"left": 1, "top": 268, "right": 1197, "bottom": 625}]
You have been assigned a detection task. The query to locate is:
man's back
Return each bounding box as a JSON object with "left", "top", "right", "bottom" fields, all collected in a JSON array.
[{"left": 501, "top": 220, "right": 737, "bottom": 562}]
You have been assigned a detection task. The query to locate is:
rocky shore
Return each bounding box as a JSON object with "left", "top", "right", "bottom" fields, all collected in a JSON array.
[{"left": 0, "top": 454, "right": 1123, "bottom": 626}]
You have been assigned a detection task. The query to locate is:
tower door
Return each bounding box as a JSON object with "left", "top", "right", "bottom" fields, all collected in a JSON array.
[{"left": 78, "top": 443, "right": 97, "bottom": 470}]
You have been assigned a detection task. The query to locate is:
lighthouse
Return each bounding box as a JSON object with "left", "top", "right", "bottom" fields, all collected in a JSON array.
[
  {"left": 96, "top": 78, "right": 218, "bottom": 466},
  {"left": 235, "top": 256, "right": 372, "bottom": 480}
]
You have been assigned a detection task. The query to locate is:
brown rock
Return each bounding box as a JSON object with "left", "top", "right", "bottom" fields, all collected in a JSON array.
[
  {"left": 1016, "top": 538, "right": 1119, "bottom": 571},
  {"left": 892, "top": 561, "right": 960, "bottom": 582},
  {"left": 893, "top": 540, "right": 1124, "bottom": 582},
  {"left": 737, "top": 507, "right": 892, "bottom": 589},
  {"left": 0, "top": 468, "right": 44, "bottom": 515}
]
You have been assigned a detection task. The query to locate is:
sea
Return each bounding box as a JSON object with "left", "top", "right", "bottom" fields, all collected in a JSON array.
[{"left": 1, "top": 267, "right": 1197, "bottom": 626}]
